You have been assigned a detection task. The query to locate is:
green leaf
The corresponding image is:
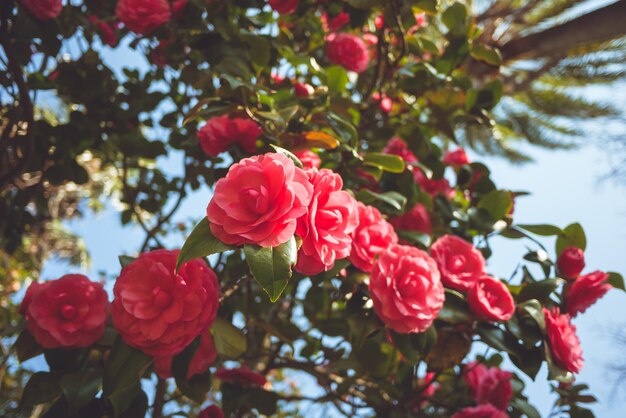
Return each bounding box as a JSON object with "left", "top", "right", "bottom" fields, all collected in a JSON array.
[
  {"left": 518, "top": 278, "right": 559, "bottom": 303},
  {"left": 326, "top": 112, "right": 358, "bottom": 146},
  {"left": 517, "top": 224, "right": 563, "bottom": 236},
  {"left": 510, "top": 398, "right": 541, "bottom": 418},
  {"left": 244, "top": 236, "right": 297, "bottom": 302},
  {"left": 326, "top": 65, "right": 349, "bottom": 93},
  {"left": 211, "top": 318, "right": 248, "bottom": 359},
  {"left": 241, "top": 34, "right": 271, "bottom": 68},
  {"left": 177, "top": 218, "right": 237, "bottom": 271},
  {"left": 14, "top": 329, "right": 43, "bottom": 363},
  {"left": 477, "top": 190, "right": 513, "bottom": 220},
  {"left": 19, "top": 372, "right": 62, "bottom": 410},
  {"left": 355, "top": 189, "right": 407, "bottom": 215},
  {"left": 470, "top": 43, "right": 502, "bottom": 66},
  {"left": 118, "top": 255, "right": 136, "bottom": 268},
  {"left": 389, "top": 326, "right": 437, "bottom": 363},
  {"left": 60, "top": 368, "right": 102, "bottom": 415},
  {"left": 556, "top": 223, "right": 587, "bottom": 255},
  {"left": 607, "top": 272, "right": 625, "bottom": 291},
  {"left": 347, "top": 314, "right": 382, "bottom": 350},
  {"left": 442, "top": 2, "right": 467, "bottom": 30},
  {"left": 363, "top": 153, "right": 405, "bottom": 173},
  {"left": 269, "top": 144, "right": 303, "bottom": 168},
  {"left": 438, "top": 289, "right": 474, "bottom": 323},
  {"left": 103, "top": 337, "right": 152, "bottom": 417},
  {"left": 412, "top": 0, "right": 438, "bottom": 14},
  {"left": 172, "top": 337, "right": 212, "bottom": 403}
]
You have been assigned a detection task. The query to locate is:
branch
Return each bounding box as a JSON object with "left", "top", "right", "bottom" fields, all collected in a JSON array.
[{"left": 500, "top": 0, "right": 626, "bottom": 61}]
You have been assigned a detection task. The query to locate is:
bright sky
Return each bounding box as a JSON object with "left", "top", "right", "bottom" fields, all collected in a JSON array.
[{"left": 37, "top": 2, "right": 626, "bottom": 415}]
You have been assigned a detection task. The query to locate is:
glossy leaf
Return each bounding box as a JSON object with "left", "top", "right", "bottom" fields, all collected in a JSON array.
[
  {"left": 211, "top": 318, "right": 248, "bottom": 359},
  {"left": 176, "top": 218, "right": 237, "bottom": 271},
  {"left": 363, "top": 153, "right": 405, "bottom": 173},
  {"left": 244, "top": 236, "right": 297, "bottom": 302}
]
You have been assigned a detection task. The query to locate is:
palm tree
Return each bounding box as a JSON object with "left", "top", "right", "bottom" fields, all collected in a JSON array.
[{"left": 467, "top": 0, "right": 626, "bottom": 162}]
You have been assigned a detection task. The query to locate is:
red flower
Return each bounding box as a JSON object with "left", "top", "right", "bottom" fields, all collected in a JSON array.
[
  {"left": 197, "top": 115, "right": 261, "bottom": 157},
  {"left": 293, "top": 149, "right": 321, "bottom": 169},
  {"left": 198, "top": 405, "right": 224, "bottom": 418},
  {"left": 467, "top": 276, "right": 515, "bottom": 322},
  {"left": 329, "top": 12, "right": 350, "bottom": 31},
  {"left": 20, "top": 275, "right": 109, "bottom": 349},
  {"left": 214, "top": 367, "right": 267, "bottom": 387},
  {"left": 268, "top": 0, "right": 299, "bottom": 14},
  {"left": 543, "top": 307, "right": 584, "bottom": 373},
  {"left": 566, "top": 271, "right": 611, "bottom": 316},
  {"left": 349, "top": 202, "right": 398, "bottom": 272},
  {"left": 557, "top": 246, "right": 585, "bottom": 280},
  {"left": 294, "top": 82, "right": 314, "bottom": 97},
  {"left": 383, "top": 137, "right": 417, "bottom": 164},
  {"left": 369, "top": 244, "right": 444, "bottom": 333},
  {"left": 390, "top": 203, "right": 433, "bottom": 236},
  {"left": 452, "top": 404, "right": 509, "bottom": 418},
  {"left": 414, "top": 169, "right": 455, "bottom": 199},
  {"left": 207, "top": 153, "right": 313, "bottom": 247},
  {"left": 295, "top": 169, "right": 359, "bottom": 275},
  {"left": 326, "top": 33, "right": 370, "bottom": 73},
  {"left": 154, "top": 330, "right": 218, "bottom": 379},
  {"left": 464, "top": 362, "right": 513, "bottom": 410},
  {"left": 115, "top": 0, "right": 171, "bottom": 35},
  {"left": 88, "top": 16, "right": 118, "bottom": 47},
  {"left": 112, "top": 250, "right": 220, "bottom": 356},
  {"left": 443, "top": 148, "right": 470, "bottom": 167},
  {"left": 430, "top": 235, "right": 486, "bottom": 292},
  {"left": 19, "top": 0, "right": 62, "bottom": 21}
]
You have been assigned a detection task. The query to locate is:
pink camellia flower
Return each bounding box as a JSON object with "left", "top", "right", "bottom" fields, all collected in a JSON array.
[
  {"left": 543, "top": 307, "right": 584, "bottom": 373},
  {"left": 452, "top": 404, "right": 509, "bottom": 418},
  {"left": 430, "top": 235, "right": 486, "bottom": 292},
  {"left": 349, "top": 202, "right": 398, "bottom": 272},
  {"left": 414, "top": 169, "right": 455, "bottom": 199},
  {"left": 467, "top": 276, "right": 515, "bottom": 322},
  {"left": 566, "top": 271, "right": 611, "bottom": 316},
  {"left": 383, "top": 137, "right": 417, "bottom": 164},
  {"left": 329, "top": 12, "right": 350, "bottom": 31},
  {"left": 443, "top": 148, "right": 470, "bottom": 167},
  {"left": 207, "top": 153, "right": 313, "bottom": 247},
  {"left": 268, "top": 0, "right": 298, "bottom": 14},
  {"left": 20, "top": 275, "right": 109, "bottom": 349},
  {"left": 198, "top": 405, "right": 224, "bottom": 418},
  {"left": 197, "top": 115, "right": 262, "bottom": 157},
  {"left": 369, "top": 244, "right": 444, "bottom": 333},
  {"left": 557, "top": 247, "right": 585, "bottom": 280},
  {"left": 115, "top": 0, "right": 171, "bottom": 35},
  {"left": 293, "top": 149, "right": 321, "bottom": 169},
  {"left": 390, "top": 203, "right": 433, "bottom": 236},
  {"left": 154, "top": 330, "right": 218, "bottom": 379},
  {"left": 19, "top": 0, "right": 62, "bottom": 20},
  {"left": 326, "top": 33, "right": 370, "bottom": 73},
  {"left": 464, "top": 362, "right": 513, "bottom": 410},
  {"left": 214, "top": 367, "right": 267, "bottom": 387},
  {"left": 88, "top": 16, "right": 118, "bottom": 47},
  {"left": 295, "top": 169, "right": 359, "bottom": 275},
  {"left": 112, "top": 250, "right": 220, "bottom": 357},
  {"left": 294, "top": 82, "right": 314, "bottom": 97}
]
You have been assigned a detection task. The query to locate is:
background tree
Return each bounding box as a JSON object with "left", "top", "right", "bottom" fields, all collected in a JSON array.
[{"left": 0, "top": 0, "right": 625, "bottom": 417}]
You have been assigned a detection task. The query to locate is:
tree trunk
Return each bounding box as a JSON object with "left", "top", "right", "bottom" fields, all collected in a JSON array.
[{"left": 501, "top": 0, "right": 626, "bottom": 61}]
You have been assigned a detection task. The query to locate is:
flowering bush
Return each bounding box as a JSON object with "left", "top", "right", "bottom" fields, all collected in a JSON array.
[{"left": 2, "top": 1, "right": 624, "bottom": 417}]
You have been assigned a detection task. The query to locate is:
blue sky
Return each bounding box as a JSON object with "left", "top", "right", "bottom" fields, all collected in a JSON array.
[{"left": 36, "top": 2, "right": 626, "bottom": 415}]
